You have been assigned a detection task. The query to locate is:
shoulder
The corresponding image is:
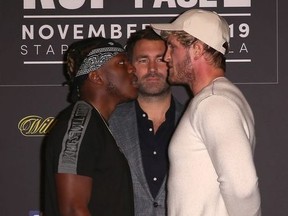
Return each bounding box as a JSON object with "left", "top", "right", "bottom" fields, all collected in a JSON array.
[
  {"left": 48, "top": 101, "right": 94, "bottom": 132},
  {"left": 192, "top": 78, "right": 242, "bottom": 109},
  {"left": 173, "top": 96, "right": 185, "bottom": 110},
  {"left": 187, "top": 78, "right": 245, "bottom": 123},
  {"left": 172, "top": 96, "right": 186, "bottom": 122},
  {"left": 72, "top": 101, "right": 94, "bottom": 115},
  {"left": 109, "top": 101, "right": 135, "bottom": 119},
  {"left": 70, "top": 101, "right": 102, "bottom": 125}
]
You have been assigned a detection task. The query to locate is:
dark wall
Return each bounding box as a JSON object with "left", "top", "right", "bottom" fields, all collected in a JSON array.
[{"left": 0, "top": 0, "right": 287, "bottom": 215}]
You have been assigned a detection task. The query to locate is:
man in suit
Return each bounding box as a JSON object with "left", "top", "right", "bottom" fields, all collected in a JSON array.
[{"left": 109, "top": 27, "right": 184, "bottom": 216}]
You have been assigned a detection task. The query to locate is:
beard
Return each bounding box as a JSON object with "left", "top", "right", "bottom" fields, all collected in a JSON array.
[
  {"left": 106, "top": 80, "right": 134, "bottom": 103},
  {"left": 138, "top": 71, "right": 170, "bottom": 97},
  {"left": 169, "top": 50, "right": 194, "bottom": 84},
  {"left": 106, "top": 81, "right": 119, "bottom": 96}
]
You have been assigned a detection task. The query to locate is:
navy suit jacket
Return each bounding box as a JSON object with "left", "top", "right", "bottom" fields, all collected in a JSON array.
[{"left": 109, "top": 98, "right": 184, "bottom": 216}]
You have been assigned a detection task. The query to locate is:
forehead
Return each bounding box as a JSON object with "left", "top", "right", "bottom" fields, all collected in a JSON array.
[
  {"left": 135, "top": 38, "right": 165, "bottom": 47},
  {"left": 106, "top": 52, "right": 127, "bottom": 63},
  {"left": 99, "top": 52, "right": 127, "bottom": 72},
  {"left": 166, "top": 34, "right": 179, "bottom": 45},
  {"left": 133, "top": 39, "right": 166, "bottom": 54}
]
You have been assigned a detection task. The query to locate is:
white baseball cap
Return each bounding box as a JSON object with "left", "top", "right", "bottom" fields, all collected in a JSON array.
[{"left": 151, "top": 9, "right": 230, "bottom": 55}]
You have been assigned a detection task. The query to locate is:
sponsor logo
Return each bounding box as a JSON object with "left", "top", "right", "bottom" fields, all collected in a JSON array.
[{"left": 18, "top": 115, "right": 56, "bottom": 137}]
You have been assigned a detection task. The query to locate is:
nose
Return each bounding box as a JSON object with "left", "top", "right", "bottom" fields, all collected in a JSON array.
[
  {"left": 164, "top": 48, "right": 171, "bottom": 63},
  {"left": 148, "top": 61, "right": 156, "bottom": 72},
  {"left": 128, "top": 62, "right": 136, "bottom": 74}
]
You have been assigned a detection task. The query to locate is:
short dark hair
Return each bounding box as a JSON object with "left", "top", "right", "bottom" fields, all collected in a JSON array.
[{"left": 125, "top": 26, "right": 164, "bottom": 61}]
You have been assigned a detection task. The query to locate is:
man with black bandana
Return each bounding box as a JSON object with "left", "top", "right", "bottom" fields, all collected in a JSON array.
[{"left": 44, "top": 37, "right": 138, "bottom": 216}]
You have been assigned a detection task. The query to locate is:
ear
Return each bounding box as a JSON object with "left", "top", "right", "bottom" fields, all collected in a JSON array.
[
  {"left": 192, "top": 41, "right": 205, "bottom": 59},
  {"left": 88, "top": 71, "right": 103, "bottom": 84}
]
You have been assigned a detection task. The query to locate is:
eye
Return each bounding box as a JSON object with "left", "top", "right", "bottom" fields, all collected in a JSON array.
[
  {"left": 168, "top": 43, "right": 174, "bottom": 50},
  {"left": 137, "top": 58, "right": 148, "bottom": 64},
  {"left": 118, "top": 58, "right": 126, "bottom": 65},
  {"left": 156, "top": 57, "right": 165, "bottom": 63}
]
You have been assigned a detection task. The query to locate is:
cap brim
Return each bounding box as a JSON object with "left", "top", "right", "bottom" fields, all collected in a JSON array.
[{"left": 150, "top": 23, "right": 183, "bottom": 35}]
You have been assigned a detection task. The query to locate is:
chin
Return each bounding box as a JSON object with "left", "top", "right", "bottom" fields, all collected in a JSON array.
[{"left": 168, "top": 77, "right": 177, "bottom": 84}]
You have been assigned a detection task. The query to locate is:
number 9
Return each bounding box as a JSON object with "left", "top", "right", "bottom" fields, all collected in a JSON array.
[{"left": 239, "top": 23, "right": 249, "bottom": 38}]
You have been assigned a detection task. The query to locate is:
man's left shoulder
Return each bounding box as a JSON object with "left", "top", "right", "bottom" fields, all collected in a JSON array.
[
  {"left": 173, "top": 97, "right": 185, "bottom": 112},
  {"left": 110, "top": 101, "right": 135, "bottom": 120}
]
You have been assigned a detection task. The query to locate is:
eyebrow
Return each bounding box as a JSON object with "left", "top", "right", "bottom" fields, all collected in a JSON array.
[{"left": 137, "top": 53, "right": 165, "bottom": 58}]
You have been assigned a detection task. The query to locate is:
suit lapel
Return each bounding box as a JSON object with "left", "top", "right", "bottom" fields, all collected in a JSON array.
[
  {"left": 111, "top": 99, "right": 185, "bottom": 200},
  {"left": 117, "top": 102, "right": 153, "bottom": 199}
]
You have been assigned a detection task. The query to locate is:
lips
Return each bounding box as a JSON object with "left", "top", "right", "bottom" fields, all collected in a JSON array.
[
  {"left": 144, "top": 72, "right": 163, "bottom": 81},
  {"left": 167, "top": 65, "right": 174, "bottom": 73},
  {"left": 146, "top": 76, "right": 160, "bottom": 81}
]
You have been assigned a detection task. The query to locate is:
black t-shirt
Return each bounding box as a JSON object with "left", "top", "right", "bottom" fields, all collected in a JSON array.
[{"left": 44, "top": 101, "right": 134, "bottom": 216}]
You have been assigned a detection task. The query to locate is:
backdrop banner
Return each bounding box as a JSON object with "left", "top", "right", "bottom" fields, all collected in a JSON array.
[{"left": 0, "top": 0, "right": 287, "bottom": 215}]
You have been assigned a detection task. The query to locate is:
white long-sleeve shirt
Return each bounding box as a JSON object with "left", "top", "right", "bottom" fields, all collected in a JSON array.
[{"left": 168, "top": 77, "right": 261, "bottom": 216}]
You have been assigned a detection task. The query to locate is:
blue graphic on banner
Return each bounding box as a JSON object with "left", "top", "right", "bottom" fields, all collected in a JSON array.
[{"left": 29, "top": 210, "right": 40, "bottom": 216}]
